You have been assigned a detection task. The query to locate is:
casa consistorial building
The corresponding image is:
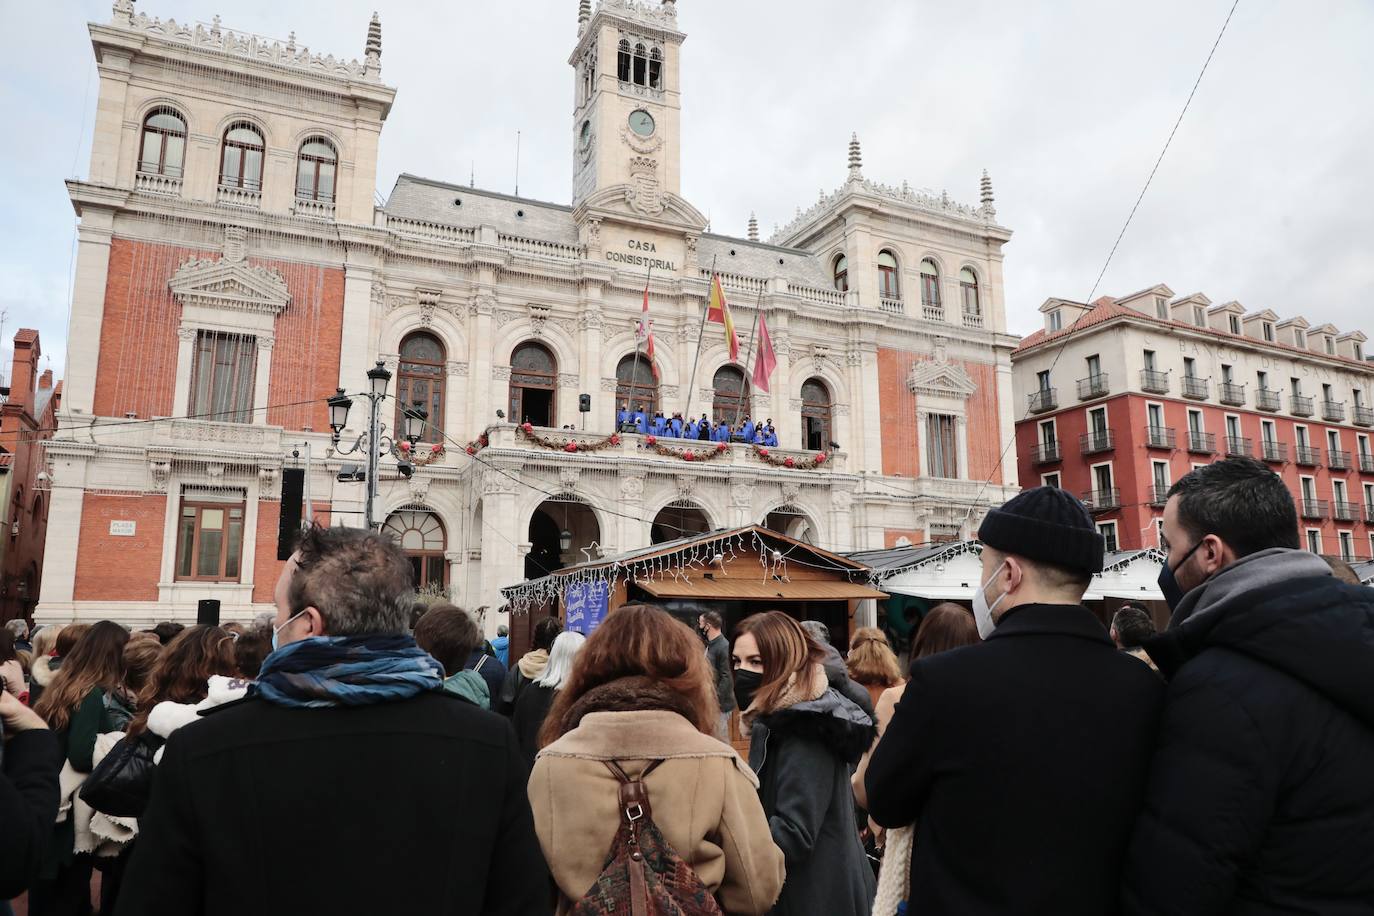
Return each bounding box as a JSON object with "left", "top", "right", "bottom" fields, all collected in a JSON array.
[{"left": 39, "top": 0, "right": 1019, "bottom": 628}]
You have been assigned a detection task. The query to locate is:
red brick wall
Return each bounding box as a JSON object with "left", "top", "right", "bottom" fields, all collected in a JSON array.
[
  {"left": 878, "top": 348, "right": 1004, "bottom": 481},
  {"left": 74, "top": 494, "right": 167, "bottom": 601},
  {"left": 252, "top": 501, "right": 331, "bottom": 604},
  {"left": 264, "top": 263, "right": 345, "bottom": 432}
]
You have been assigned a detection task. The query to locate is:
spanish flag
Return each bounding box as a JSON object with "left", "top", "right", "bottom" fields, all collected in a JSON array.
[{"left": 707, "top": 273, "right": 740, "bottom": 362}]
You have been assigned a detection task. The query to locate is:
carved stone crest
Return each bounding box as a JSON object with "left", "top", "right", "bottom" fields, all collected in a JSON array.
[
  {"left": 559, "top": 467, "right": 582, "bottom": 490},
  {"left": 675, "top": 475, "right": 694, "bottom": 499},
  {"left": 625, "top": 156, "right": 665, "bottom": 217},
  {"left": 621, "top": 475, "right": 646, "bottom": 500},
  {"left": 730, "top": 482, "right": 753, "bottom": 508},
  {"left": 148, "top": 461, "right": 171, "bottom": 492}
]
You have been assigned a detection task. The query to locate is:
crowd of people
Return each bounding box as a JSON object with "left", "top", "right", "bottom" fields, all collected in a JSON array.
[
  {"left": 0, "top": 455, "right": 1371, "bottom": 914},
  {"left": 616, "top": 403, "right": 780, "bottom": 446}
]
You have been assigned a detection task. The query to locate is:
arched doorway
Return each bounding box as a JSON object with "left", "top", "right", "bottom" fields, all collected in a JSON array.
[
  {"left": 382, "top": 510, "right": 448, "bottom": 590},
  {"left": 712, "top": 365, "right": 751, "bottom": 424},
  {"left": 396, "top": 331, "right": 445, "bottom": 444},
  {"left": 801, "top": 378, "right": 832, "bottom": 451},
  {"left": 651, "top": 500, "right": 712, "bottom": 544},
  {"left": 509, "top": 341, "right": 557, "bottom": 428},
  {"left": 615, "top": 353, "right": 657, "bottom": 419},
  {"left": 762, "top": 505, "right": 818, "bottom": 545},
  {"left": 527, "top": 496, "right": 601, "bottom": 579}
]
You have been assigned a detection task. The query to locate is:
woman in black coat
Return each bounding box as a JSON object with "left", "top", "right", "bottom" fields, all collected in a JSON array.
[
  {"left": 511, "top": 631, "right": 584, "bottom": 769},
  {"left": 733, "top": 612, "right": 876, "bottom": 916}
]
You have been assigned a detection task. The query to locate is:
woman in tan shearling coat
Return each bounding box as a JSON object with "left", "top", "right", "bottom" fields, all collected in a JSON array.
[{"left": 529, "top": 605, "right": 784, "bottom": 915}]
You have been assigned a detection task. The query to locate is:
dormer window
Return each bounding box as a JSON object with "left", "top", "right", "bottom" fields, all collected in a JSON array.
[
  {"left": 1228, "top": 315, "right": 1240, "bottom": 334},
  {"left": 1193, "top": 306, "right": 1206, "bottom": 327},
  {"left": 1155, "top": 297, "right": 1168, "bottom": 319},
  {"left": 1357, "top": 343, "right": 1365, "bottom": 361},
  {"left": 1326, "top": 336, "right": 1336, "bottom": 355},
  {"left": 1262, "top": 322, "right": 1274, "bottom": 342},
  {"left": 832, "top": 254, "right": 848, "bottom": 292},
  {"left": 1294, "top": 329, "right": 1306, "bottom": 348},
  {"left": 1048, "top": 310, "right": 1063, "bottom": 332}
]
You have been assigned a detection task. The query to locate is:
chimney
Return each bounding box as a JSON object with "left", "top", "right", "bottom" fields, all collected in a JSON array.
[
  {"left": 10, "top": 330, "right": 40, "bottom": 417},
  {"left": 39, "top": 369, "right": 53, "bottom": 390}
]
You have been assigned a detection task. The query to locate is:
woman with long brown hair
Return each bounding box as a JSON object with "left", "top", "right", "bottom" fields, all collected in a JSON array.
[
  {"left": 846, "top": 626, "right": 904, "bottom": 709},
  {"left": 125, "top": 625, "right": 240, "bottom": 741},
  {"left": 529, "top": 605, "right": 784, "bottom": 915},
  {"left": 732, "top": 611, "right": 876, "bottom": 915},
  {"left": 30, "top": 620, "right": 129, "bottom": 915}
]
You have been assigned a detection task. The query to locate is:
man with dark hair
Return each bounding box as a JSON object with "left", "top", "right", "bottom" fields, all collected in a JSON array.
[
  {"left": 231, "top": 626, "right": 270, "bottom": 681},
  {"left": 1111, "top": 605, "right": 1158, "bottom": 670},
  {"left": 116, "top": 526, "right": 548, "bottom": 916},
  {"left": 496, "top": 616, "right": 561, "bottom": 716},
  {"left": 1123, "top": 457, "right": 1374, "bottom": 913},
  {"left": 697, "top": 611, "right": 734, "bottom": 741},
  {"left": 415, "top": 603, "right": 491, "bottom": 709},
  {"left": 867, "top": 487, "right": 1163, "bottom": 915},
  {"left": 151, "top": 621, "right": 184, "bottom": 646}
]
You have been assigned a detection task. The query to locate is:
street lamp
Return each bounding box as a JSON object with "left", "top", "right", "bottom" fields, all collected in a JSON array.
[
  {"left": 559, "top": 529, "right": 573, "bottom": 552},
  {"left": 329, "top": 361, "right": 401, "bottom": 529},
  {"left": 402, "top": 402, "right": 428, "bottom": 445},
  {"left": 327, "top": 389, "right": 352, "bottom": 438},
  {"left": 367, "top": 361, "right": 392, "bottom": 399}
]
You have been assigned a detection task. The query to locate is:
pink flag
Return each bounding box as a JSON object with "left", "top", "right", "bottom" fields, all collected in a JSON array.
[{"left": 751, "top": 315, "right": 777, "bottom": 393}]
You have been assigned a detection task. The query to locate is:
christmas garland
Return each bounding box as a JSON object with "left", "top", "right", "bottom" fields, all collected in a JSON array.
[
  {"left": 518, "top": 423, "right": 621, "bottom": 453},
  {"left": 753, "top": 444, "right": 830, "bottom": 470},
  {"left": 508, "top": 423, "right": 830, "bottom": 469},
  {"left": 464, "top": 432, "right": 490, "bottom": 456},
  {"left": 643, "top": 435, "right": 731, "bottom": 463},
  {"left": 396, "top": 440, "right": 446, "bottom": 466}
]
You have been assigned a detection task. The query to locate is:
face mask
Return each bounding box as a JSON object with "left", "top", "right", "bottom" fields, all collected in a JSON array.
[
  {"left": 733, "top": 669, "right": 763, "bottom": 711},
  {"left": 271, "top": 610, "right": 307, "bottom": 652},
  {"left": 1157, "top": 539, "right": 1206, "bottom": 611},
  {"left": 973, "top": 560, "right": 1010, "bottom": 640}
]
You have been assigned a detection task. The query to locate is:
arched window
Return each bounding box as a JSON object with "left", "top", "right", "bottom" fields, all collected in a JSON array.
[
  {"left": 219, "top": 122, "right": 264, "bottom": 191},
  {"left": 633, "top": 43, "right": 648, "bottom": 86},
  {"left": 617, "top": 39, "right": 632, "bottom": 82},
  {"left": 649, "top": 47, "right": 663, "bottom": 89},
  {"left": 382, "top": 511, "right": 447, "bottom": 590},
  {"left": 878, "top": 250, "right": 900, "bottom": 299},
  {"left": 509, "top": 342, "right": 557, "bottom": 428},
  {"left": 139, "top": 108, "right": 186, "bottom": 177},
  {"left": 712, "top": 365, "right": 751, "bottom": 424},
  {"left": 295, "top": 138, "right": 337, "bottom": 202},
  {"left": 801, "top": 378, "right": 832, "bottom": 451},
  {"left": 396, "top": 332, "right": 445, "bottom": 445},
  {"left": 615, "top": 353, "right": 657, "bottom": 418},
  {"left": 919, "top": 258, "right": 941, "bottom": 311},
  {"left": 833, "top": 254, "right": 849, "bottom": 292},
  {"left": 960, "top": 267, "right": 980, "bottom": 316}
]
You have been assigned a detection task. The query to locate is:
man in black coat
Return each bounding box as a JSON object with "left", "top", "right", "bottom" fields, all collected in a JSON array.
[
  {"left": 866, "top": 487, "right": 1163, "bottom": 915},
  {"left": 115, "top": 526, "right": 550, "bottom": 916},
  {"left": 1122, "top": 457, "right": 1374, "bottom": 914},
  {"left": 698, "top": 610, "right": 735, "bottom": 741}
]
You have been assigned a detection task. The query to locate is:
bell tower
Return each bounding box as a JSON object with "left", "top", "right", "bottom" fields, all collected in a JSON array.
[{"left": 570, "top": 0, "right": 685, "bottom": 213}]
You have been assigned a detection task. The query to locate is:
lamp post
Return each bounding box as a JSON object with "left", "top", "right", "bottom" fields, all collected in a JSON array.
[{"left": 326, "top": 360, "right": 398, "bottom": 529}]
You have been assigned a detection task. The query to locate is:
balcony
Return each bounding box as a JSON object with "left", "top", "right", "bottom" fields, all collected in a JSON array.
[
  {"left": 1355, "top": 406, "right": 1374, "bottom": 427},
  {"left": 1300, "top": 498, "right": 1329, "bottom": 520},
  {"left": 293, "top": 197, "right": 336, "bottom": 220},
  {"left": 1182, "top": 376, "right": 1210, "bottom": 400},
  {"left": 1322, "top": 400, "right": 1346, "bottom": 423},
  {"left": 1187, "top": 431, "right": 1216, "bottom": 454},
  {"left": 1145, "top": 425, "right": 1177, "bottom": 449},
  {"left": 1028, "top": 388, "right": 1058, "bottom": 414},
  {"left": 1219, "top": 382, "right": 1247, "bottom": 407},
  {"left": 1082, "top": 487, "right": 1122, "bottom": 511},
  {"left": 1333, "top": 500, "right": 1359, "bottom": 522},
  {"left": 134, "top": 171, "right": 182, "bottom": 196},
  {"left": 1139, "top": 369, "right": 1170, "bottom": 394},
  {"left": 1290, "top": 395, "right": 1314, "bottom": 417},
  {"left": 1361, "top": 453, "right": 1374, "bottom": 474},
  {"left": 216, "top": 185, "right": 262, "bottom": 209},
  {"left": 962, "top": 310, "right": 984, "bottom": 329},
  {"left": 1255, "top": 389, "right": 1281, "bottom": 412},
  {"left": 1225, "top": 436, "right": 1253, "bottom": 457},
  {"left": 1329, "top": 449, "right": 1352, "bottom": 472},
  {"left": 922, "top": 303, "right": 944, "bottom": 322},
  {"left": 1367, "top": 504, "right": 1374, "bottom": 524},
  {"left": 1031, "top": 441, "right": 1062, "bottom": 465},
  {"left": 1295, "top": 445, "right": 1322, "bottom": 467},
  {"left": 1080, "top": 429, "right": 1116, "bottom": 455},
  {"left": 1261, "top": 440, "right": 1288, "bottom": 463},
  {"left": 1077, "top": 374, "right": 1110, "bottom": 400},
  {"left": 1149, "top": 484, "right": 1170, "bottom": 507}
]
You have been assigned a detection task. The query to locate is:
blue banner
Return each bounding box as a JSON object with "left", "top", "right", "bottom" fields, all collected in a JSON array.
[{"left": 564, "top": 580, "right": 610, "bottom": 635}]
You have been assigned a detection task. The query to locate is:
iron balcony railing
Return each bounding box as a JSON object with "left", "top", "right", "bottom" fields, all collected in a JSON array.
[
  {"left": 1139, "top": 369, "right": 1170, "bottom": 394},
  {"left": 1182, "top": 376, "right": 1210, "bottom": 400},
  {"left": 1323, "top": 400, "right": 1347, "bottom": 423},
  {"left": 1028, "top": 388, "right": 1058, "bottom": 413},
  {"left": 1333, "top": 500, "right": 1358, "bottom": 522},
  {"left": 1145, "top": 425, "right": 1176, "bottom": 449},
  {"left": 1261, "top": 440, "right": 1288, "bottom": 463},
  {"left": 1366, "top": 503, "right": 1374, "bottom": 524},
  {"left": 1296, "top": 445, "right": 1322, "bottom": 467},
  {"left": 1354, "top": 405, "right": 1374, "bottom": 427},
  {"left": 1031, "top": 442, "right": 1061, "bottom": 465},
  {"left": 1149, "top": 484, "right": 1170, "bottom": 507},
  {"left": 1225, "top": 436, "right": 1253, "bottom": 457},
  {"left": 1080, "top": 429, "right": 1116, "bottom": 455},
  {"left": 1255, "top": 389, "right": 1281, "bottom": 412},
  {"left": 1329, "top": 449, "right": 1351, "bottom": 472},
  {"left": 1082, "top": 487, "right": 1122, "bottom": 511},
  {"left": 1290, "top": 395, "right": 1314, "bottom": 417},
  {"left": 1300, "top": 498, "right": 1328, "bottom": 520},
  {"left": 1360, "top": 453, "right": 1374, "bottom": 474},
  {"left": 1077, "top": 374, "right": 1110, "bottom": 400},
  {"left": 1187, "top": 431, "right": 1216, "bottom": 454},
  {"left": 1219, "top": 382, "right": 1247, "bottom": 407}
]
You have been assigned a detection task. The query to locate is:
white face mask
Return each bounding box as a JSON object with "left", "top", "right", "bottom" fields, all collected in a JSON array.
[
  {"left": 271, "top": 609, "right": 307, "bottom": 652},
  {"left": 973, "top": 560, "right": 1009, "bottom": 640}
]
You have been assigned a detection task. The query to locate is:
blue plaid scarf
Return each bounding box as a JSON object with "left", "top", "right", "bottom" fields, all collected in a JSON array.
[{"left": 254, "top": 633, "right": 443, "bottom": 708}]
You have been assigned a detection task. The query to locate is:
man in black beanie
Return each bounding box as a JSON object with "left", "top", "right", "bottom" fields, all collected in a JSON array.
[{"left": 865, "top": 487, "right": 1163, "bottom": 916}]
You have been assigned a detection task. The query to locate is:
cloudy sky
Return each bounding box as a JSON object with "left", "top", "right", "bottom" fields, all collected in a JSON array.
[{"left": 3, "top": 0, "right": 1371, "bottom": 380}]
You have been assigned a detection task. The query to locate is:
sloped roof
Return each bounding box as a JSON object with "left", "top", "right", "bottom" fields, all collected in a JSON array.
[{"left": 385, "top": 174, "right": 578, "bottom": 243}]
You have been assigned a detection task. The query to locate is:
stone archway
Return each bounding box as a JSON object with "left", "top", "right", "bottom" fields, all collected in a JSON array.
[
  {"left": 650, "top": 500, "right": 712, "bottom": 544},
  {"left": 527, "top": 495, "right": 602, "bottom": 578},
  {"left": 762, "top": 504, "right": 818, "bottom": 545}
]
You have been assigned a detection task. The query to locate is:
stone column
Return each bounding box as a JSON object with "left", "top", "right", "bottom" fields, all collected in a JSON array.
[
  {"left": 88, "top": 51, "right": 132, "bottom": 186},
  {"left": 254, "top": 337, "right": 275, "bottom": 418},
  {"left": 64, "top": 214, "right": 116, "bottom": 415},
  {"left": 337, "top": 264, "right": 376, "bottom": 439},
  {"left": 467, "top": 292, "right": 496, "bottom": 434},
  {"left": 617, "top": 474, "right": 648, "bottom": 550},
  {"left": 445, "top": 360, "right": 468, "bottom": 444},
  {"left": 995, "top": 359, "right": 1018, "bottom": 486},
  {"left": 33, "top": 450, "right": 92, "bottom": 621},
  {"left": 479, "top": 480, "right": 520, "bottom": 610},
  {"left": 171, "top": 326, "right": 197, "bottom": 419},
  {"left": 769, "top": 316, "right": 793, "bottom": 447},
  {"left": 956, "top": 414, "right": 970, "bottom": 481}
]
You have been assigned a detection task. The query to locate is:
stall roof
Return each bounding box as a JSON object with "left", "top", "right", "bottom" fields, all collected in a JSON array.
[
  {"left": 639, "top": 578, "right": 888, "bottom": 601},
  {"left": 1352, "top": 560, "right": 1374, "bottom": 586},
  {"left": 847, "top": 542, "right": 965, "bottom": 577}
]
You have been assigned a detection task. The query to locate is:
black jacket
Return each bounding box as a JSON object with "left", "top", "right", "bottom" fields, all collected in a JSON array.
[
  {"left": 705, "top": 634, "right": 735, "bottom": 714},
  {"left": 1124, "top": 554, "right": 1374, "bottom": 915},
  {"left": 818, "top": 642, "right": 875, "bottom": 720},
  {"left": 511, "top": 683, "right": 557, "bottom": 771},
  {"left": 0, "top": 729, "right": 62, "bottom": 898},
  {"left": 466, "top": 648, "right": 508, "bottom": 702},
  {"left": 866, "top": 604, "right": 1163, "bottom": 916},
  {"left": 750, "top": 688, "right": 876, "bottom": 916},
  {"left": 114, "top": 691, "right": 551, "bottom": 916}
]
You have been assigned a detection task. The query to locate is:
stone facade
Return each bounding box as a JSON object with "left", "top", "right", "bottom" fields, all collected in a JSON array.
[{"left": 39, "top": 0, "right": 1019, "bottom": 630}]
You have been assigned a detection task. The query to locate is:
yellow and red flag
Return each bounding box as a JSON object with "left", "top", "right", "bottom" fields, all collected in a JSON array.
[{"left": 707, "top": 273, "right": 740, "bottom": 362}]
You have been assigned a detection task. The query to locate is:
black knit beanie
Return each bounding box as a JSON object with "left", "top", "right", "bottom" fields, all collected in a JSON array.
[{"left": 977, "top": 487, "right": 1105, "bottom": 575}]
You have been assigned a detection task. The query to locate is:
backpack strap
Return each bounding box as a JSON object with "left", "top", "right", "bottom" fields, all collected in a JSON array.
[
  {"left": 602, "top": 760, "right": 665, "bottom": 916},
  {"left": 473, "top": 655, "right": 488, "bottom": 673}
]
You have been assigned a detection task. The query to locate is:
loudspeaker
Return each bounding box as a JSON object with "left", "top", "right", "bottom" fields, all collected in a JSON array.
[
  {"left": 578, "top": 393, "right": 591, "bottom": 413},
  {"left": 197, "top": 598, "right": 221, "bottom": 626},
  {"left": 277, "top": 467, "right": 305, "bottom": 560}
]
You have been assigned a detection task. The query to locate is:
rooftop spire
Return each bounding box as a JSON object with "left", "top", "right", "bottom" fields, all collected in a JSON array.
[
  {"left": 112, "top": 0, "right": 135, "bottom": 25},
  {"left": 847, "top": 133, "right": 863, "bottom": 181},
  {"left": 748, "top": 213, "right": 759, "bottom": 242},
  {"left": 364, "top": 12, "right": 382, "bottom": 75},
  {"left": 578, "top": 0, "right": 591, "bottom": 34},
  {"left": 979, "top": 169, "right": 996, "bottom": 219}
]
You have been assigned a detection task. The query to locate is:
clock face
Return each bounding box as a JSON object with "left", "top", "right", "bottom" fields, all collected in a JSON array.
[
  {"left": 579, "top": 120, "right": 591, "bottom": 148},
  {"left": 628, "top": 109, "right": 656, "bottom": 138}
]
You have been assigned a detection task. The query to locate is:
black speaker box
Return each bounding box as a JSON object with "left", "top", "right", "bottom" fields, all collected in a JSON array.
[{"left": 278, "top": 467, "right": 305, "bottom": 560}]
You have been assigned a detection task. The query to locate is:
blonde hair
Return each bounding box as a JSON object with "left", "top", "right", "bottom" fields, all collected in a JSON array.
[
  {"left": 31, "top": 625, "right": 62, "bottom": 658},
  {"left": 846, "top": 626, "right": 903, "bottom": 689}
]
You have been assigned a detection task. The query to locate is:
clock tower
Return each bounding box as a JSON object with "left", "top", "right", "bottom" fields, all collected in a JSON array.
[{"left": 569, "top": 0, "right": 687, "bottom": 217}]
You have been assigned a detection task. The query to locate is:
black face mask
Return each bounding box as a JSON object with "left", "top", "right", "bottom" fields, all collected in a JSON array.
[
  {"left": 733, "top": 669, "right": 763, "bottom": 711},
  {"left": 1157, "top": 538, "right": 1206, "bottom": 611}
]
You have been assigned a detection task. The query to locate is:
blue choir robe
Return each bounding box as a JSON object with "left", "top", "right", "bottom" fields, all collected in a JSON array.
[
  {"left": 670, "top": 417, "right": 683, "bottom": 437},
  {"left": 685, "top": 420, "right": 698, "bottom": 439},
  {"left": 740, "top": 421, "right": 755, "bottom": 442},
  {"left": 616, "top": 409, "right": 631, "bottom": 429},
  {"left": 752, "top": 429, "right": 765, "bottom": 445},
  {"left": 633, "top": 411, "right": 649, "bottom": 434},
  {"left": 652, "top": 415, "right": 668, "bottom": 436},
  {"left": 766, "top": 430, "right": 779, "bottom": 447}
]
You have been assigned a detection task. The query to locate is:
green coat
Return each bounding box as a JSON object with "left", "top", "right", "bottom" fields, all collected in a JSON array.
[{"left": 44, "top": 687, "right": 117, "bottom": 877}]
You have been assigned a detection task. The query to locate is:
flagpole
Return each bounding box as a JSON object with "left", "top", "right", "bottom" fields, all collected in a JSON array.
[
  {"left": 731, "top": 288, "right": 764, "bottom": 435},
  {"left": 682, "top": 254, "right": 717, "bottom": 421},
  {"left": 627, "top": 264, "right": 651, "bottom": 421}
]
